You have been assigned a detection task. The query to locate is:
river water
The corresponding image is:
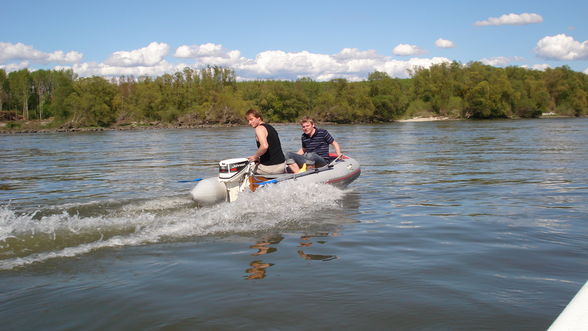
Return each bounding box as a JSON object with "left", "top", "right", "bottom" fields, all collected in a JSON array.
[{"left": 1, "top": 118, "right": 587, "bottom": 330}]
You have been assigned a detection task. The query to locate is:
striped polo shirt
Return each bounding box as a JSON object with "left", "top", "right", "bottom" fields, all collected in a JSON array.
[{"left": 301, "top": 128, "right": 334, "bottom": 159}]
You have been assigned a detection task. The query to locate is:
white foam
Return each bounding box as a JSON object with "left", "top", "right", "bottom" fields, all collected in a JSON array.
[
  {"left": 0, "top": 182, "right": 348, "bottom": 270},
  {"left": 121, "top": 196, "right": 194, "bottom": 212}
]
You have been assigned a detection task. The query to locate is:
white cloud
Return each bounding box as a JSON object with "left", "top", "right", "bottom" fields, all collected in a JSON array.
[
  {"left": 475, "top": 13, "right": 543, "bottom": 26},
  {"left": 175, "top": 43, "right": 227, "bottom": 58},
  {"left": 333, "top": 48, "right": 380, "bottom": 60},
  {"left": 173, "top": 43, "right": 249, "bottom": 68},
  {"left": 47, "top": 50, "right": 83, "bottom": 63},
  {"left": 530, "top": 64, "right": 550, "bottom": 71},
  {"left": 0, "top": 42, "right": 82, "bottom": 64},
  {"left": 232, "top": 48, "right": 450, "bottom": 80},
  {"left": 393, "top": 44, "right": 426, "bottom": 56},
  {"left": 584, "top": 67, "right": 588, "bottom": 75},
  {"left": 44, "top": 42, "right": 453, "bottom": 80},
  {"left": 535, "top": 34, "right": 588, "bottom": 60},
  {"left": 375, "top": 57, "right": 451, "bottom": 78},
  {"left": 105, "top": 42, "right": 169, "bottom": 67},
  {"left": 198, "top": 50, "right": 245, "bottom": 67},
  {"left": 480, "top": 56, "right": 524, "bottom": 66},
  {"left": 511, "top": 63, "right": 550, "bottom": 71},
  {"left": 59, "top": 60, "right": 189, "bottom": 78},
  {"left": 435, "top": 38, "right": 455, "bottom": 48},
  {"left": 240, "top": 50, "right": 343, "bottom": 77},
  {"left": 0, "top": 61, "right": 30, "bottom": 72}
]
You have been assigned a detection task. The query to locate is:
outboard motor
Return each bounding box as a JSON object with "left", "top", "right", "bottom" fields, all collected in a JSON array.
[
  {"left": 218, "top": 158, "right": 253, "bottom": 202},
  {"left": 190, "top": 158, "right": 253, "bottom": 205}
]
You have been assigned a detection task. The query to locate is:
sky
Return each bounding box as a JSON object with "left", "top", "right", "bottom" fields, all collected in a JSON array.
[{"left": 1, "top": 0, "right": 587, "bottom": 81}]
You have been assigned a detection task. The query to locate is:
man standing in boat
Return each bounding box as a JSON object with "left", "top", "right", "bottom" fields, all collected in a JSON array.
[
  {"left": 245, "top": 109, "right": 287, "bottom": 174},
  {"left": 286, "top": 116, "right": 342, "bottom": 173}
]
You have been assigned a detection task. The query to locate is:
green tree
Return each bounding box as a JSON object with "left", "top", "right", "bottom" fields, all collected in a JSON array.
[
  {"left": 200, "top": 90, "right": 250, "bottom": 124},
  {"left": 410, "top": 62, "right": 464, "bottom": 116},
  {"left": 111, "top": 76, "right": 137, "bottom": 122},
  {"left": 31, "top": 70, "right": 52, "bottom": 120},
  {"left": 0, "top": 69, "right": 8, "bottom": 111},
  {"left": 464, "top": 81, "right": 493, "bottom": 118},
  {"left": 311, "top": 79, "right": 373, "bottom": 123},
  {"left": 570, "top": 87, "right": 587, "bottom": 116},
  {"left": 125, "top": 77, "right": 162, "bottom": 121},
  {"left": 48, "top": 69, "right": 76, "bottom": 121},
  {"left": 8, "top": 69, "right": 31, "bottom": 120},
  {"left": 65, "top": 76, "right": 117, "bottom": 127},
  {"left": 462, "top": 63, "right": 513, "bottom": 119},
  {"left": 541, "top": 66, "right": 588, "bottom": 115},
  {"left": 295, "top": 77, "right": 322, "bottom": 113},
  {"left": 368, "top": 71, "right": 409, "bottom": 121}
]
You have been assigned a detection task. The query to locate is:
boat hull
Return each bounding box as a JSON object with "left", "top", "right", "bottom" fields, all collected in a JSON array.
[
  {"left": 190, "top": 154, "right": 360, "bottom": 204},
  {"left": 255, "top": 154, "right": 361, "bottom": 188}
]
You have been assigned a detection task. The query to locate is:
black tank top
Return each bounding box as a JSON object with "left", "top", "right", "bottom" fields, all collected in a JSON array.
[{"left": 257, "top": 123, "right": 286, "bottom": 165}]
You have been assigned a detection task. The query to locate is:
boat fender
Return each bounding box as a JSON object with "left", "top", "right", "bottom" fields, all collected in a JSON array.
[{"left": 190, "top": 177, "right": 227, "bottom": 205}]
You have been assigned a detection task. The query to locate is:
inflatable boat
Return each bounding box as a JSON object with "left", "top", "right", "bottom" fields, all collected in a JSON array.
[{"left": 189, "top": 153, "right": 361, "bottom": 205}]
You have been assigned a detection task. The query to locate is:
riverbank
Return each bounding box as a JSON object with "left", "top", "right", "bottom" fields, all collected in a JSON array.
[
  {"left": 395, "top": 116, "right": 451, "bottom": 122},
  {"left": 1, "top": 114, "right": 582, "bottom": 134},
  {"left": 0, "top": 120, "right": 242, "bottom": 134}
]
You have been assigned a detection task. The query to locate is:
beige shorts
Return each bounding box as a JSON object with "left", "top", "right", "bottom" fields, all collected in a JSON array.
[{"left": 255, "top": 162, "right": 286, "bottom": 175}]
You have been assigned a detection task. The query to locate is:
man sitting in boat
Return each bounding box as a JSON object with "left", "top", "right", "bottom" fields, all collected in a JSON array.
[
  {"left": 286, "top": 116, "right": 342, "bottom": 173},
  {"left": 245, "top": 109, "right": 287, "bottom": 174}
]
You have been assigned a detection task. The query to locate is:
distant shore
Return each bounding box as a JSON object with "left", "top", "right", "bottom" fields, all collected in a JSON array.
[
  {"left": 0, "top": 114, "right": 582, "bottom": 134},
  {"left": 0, "top": 122, "right": 243, "bottom": 134},
  {"left": 395, "top": 116, "right": 451, "bottom": 122}
]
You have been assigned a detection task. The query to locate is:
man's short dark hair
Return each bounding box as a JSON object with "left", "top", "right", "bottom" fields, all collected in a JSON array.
[{"left": 245, "top": 108, "right": 263, "bottom": 121}]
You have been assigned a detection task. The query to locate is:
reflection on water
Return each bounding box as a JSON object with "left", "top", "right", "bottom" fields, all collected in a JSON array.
[
  {"left": 245, "top": 231, "right": 339, "bottom": 279},
  {"left": 297, "top": 232, "right": 338, "bottom": 261},
  {"left": 250, "top": 235, "right": 283, "bottom": 256},
  {"left": 245, "top": 261, "right": 274, "bottom": 280},
  {"left": 245, "top": 234, "right": 283, "bottom": 280},
  {"left": 297, "top": 250, "right": 337, "bottom": 261}
]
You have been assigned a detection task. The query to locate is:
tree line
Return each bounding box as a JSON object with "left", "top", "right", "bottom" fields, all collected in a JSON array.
[{"left": 0, "top": 62, "right": 586, "bottom": 128}]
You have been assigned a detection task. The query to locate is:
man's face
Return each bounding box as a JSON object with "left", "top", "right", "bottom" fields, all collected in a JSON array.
[
  {"left": 246, "top": 114, "right": 261, "bottom": 128},
  {"left": 301, "top": 121, "right": 314, "bottom": 135}
]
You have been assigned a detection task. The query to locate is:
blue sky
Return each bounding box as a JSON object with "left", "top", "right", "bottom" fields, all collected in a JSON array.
[{"left": 1, "top": 0, "right": 587, "bottom": 80}]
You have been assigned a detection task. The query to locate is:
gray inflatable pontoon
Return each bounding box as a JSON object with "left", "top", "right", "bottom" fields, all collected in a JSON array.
[{"left": 190, "top": 154, "right": 361, "bottom": 205}]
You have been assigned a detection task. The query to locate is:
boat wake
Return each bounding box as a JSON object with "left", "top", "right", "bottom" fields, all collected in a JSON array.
[{"left": 0, "top": 182, "right": 350, "bottom": 270}]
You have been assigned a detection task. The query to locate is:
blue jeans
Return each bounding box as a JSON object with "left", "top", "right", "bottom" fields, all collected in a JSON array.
[{"left": 286, "top": 152, "right": 328, "bottom": 168}]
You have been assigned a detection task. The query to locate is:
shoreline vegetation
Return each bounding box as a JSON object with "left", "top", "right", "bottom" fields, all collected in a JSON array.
[
  {"left": 1, "top": 61, "right": 586, "bottom": 134},
  {"left": 1, "top": 113, "right": 579, "bottom": 134}
]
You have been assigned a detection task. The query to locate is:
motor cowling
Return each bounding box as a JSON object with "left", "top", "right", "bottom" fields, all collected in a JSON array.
[{"left": 218, "top": 158, "right": 250, "bottom": 181}]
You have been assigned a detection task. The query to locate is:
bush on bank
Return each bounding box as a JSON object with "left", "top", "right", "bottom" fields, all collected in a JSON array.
[{"left": 0, "top": 63, "right": 586, "bottom": 130}]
